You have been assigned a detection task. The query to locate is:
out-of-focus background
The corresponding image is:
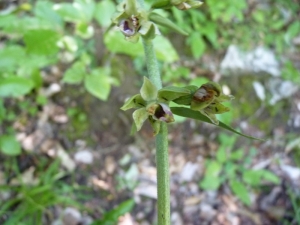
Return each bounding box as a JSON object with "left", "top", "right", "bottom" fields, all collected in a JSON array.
[{"left": 0, "top": 0, "right": 300, "bottom": 224}]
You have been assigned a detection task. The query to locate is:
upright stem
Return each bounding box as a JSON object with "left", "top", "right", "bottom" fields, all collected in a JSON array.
[{"left": 143, "top": 38, "right": 170, "bottom": 225}]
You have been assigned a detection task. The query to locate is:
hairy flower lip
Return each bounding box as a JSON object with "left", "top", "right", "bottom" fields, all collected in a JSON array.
[{"left": 153, "top": 103, "right": 175, "bottom": 123}]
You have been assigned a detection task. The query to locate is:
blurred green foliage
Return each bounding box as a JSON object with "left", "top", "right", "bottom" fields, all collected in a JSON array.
[{"left": 200, "top": 133, "right": 279, "bottom": 205}]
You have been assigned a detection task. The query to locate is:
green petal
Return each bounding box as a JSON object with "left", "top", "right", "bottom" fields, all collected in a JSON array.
[
  {"left": 121, "top": 94, "right": 146, "bottom": 111},
  {"left": 140, "top": 76, "right": 158, "bottom": 101},
  {"left": 133, "top": 108, "right": 148, "bottom": 131},
  {"left": 139, "top": 21, "right": 158, "bottom": 40},
  {"left": 158, "top": 86, "right": 190, "bottom": 102},
  {"left": 149, "top": 117, "right": 161, "bottom": 136}
]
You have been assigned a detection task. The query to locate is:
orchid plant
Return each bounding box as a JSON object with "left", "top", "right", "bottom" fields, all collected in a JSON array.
[{"left": 112, "top": 0, "right": 261, "bottom": 224}]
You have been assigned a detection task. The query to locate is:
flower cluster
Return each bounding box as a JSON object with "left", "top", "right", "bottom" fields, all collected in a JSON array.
[
  {"left": 190, "top": 82, "right": 234, "bottom": 124},
  {"left": 111, "top": 0, "right": 160, "bottom": 42},
  {"left": 121, "top": 77, "right": 178, "bottom": 135}
]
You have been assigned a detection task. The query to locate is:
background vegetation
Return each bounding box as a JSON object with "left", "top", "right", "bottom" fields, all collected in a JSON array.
[{"left": 0, "top": 0, "right": 300, "bottom": 224}]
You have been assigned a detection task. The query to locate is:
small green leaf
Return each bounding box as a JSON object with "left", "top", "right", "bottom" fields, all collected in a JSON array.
[
  {"left": 260, "top": 170, "right": 280, "bottom": 184},
  {"left": 84, "top": 68, "right": 111, "bottom": 101},
  {"left": 149, "top": 12, "right": 188, "bottom": 36},
  {"left": 0, "top": 77, "right": 34, "bottom": 97},
  {"left": 171, "top": 107, "right": 264, "bottom": 140},
  {"left": 63, "top": 61, "right": 86, "bottom": 84},
  {"left": 242, "top": 170, "right": 262, "bottom": 186},
  {"left": 188, "top": 32, "right": 205, "bottom": 59},
  {"left": 140, "top": 77, "right": 157, "bottom": 101},
  {"left": 132, "top": 108, "right": 148, "bottom": 131},
  {"left": 121, "top": 94, "right": 146, "bottom": 111},
  {"left": 158, "top": 86, "right": 190, "bottom": 102},
  {"left": 24, "top": 29, "right": 60, "bottom": 55},
  {"left": 216, "top": 146, "right": 227, "bottom": 163},
  {"left": 91, "top": 199, "right": 135, "bottom": 225},
  {"left": 200, "top": 160, "right": 222, "bottom": 190},
  {"left": 230, "top": 149, "right": 244, "bottom": 160},
  {"left": 94, "top": 0, "right": 116, "bottom": 27},
  {"left": 0, "top": 135, "right": 21, "bottom": 156},
  {"left": 230, "top": 180, "right": 251, "bottom": 205}
]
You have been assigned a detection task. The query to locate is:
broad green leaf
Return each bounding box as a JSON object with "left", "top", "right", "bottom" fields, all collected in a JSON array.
[
  {"left": 0, "top": 100, "right": 6, "bottom": 124},
  {"left": 200, "top": 176, "right": 221, "bottom": 190},
  {"left": 0, "top": 45, "right": 25, "bottom": 72},
  {"left": 158, "top": 86, "right": 190, "bottom": 102},
  {"left": 188, "top": 32, "right": 205, "bottom": 59},
  {"left": 230, "top": 180, "right": 251, "bottom": 205},
  {"left": 104, "top": 31, "right": 178, "bottom": 62},
  {"left": 84, "top": 68, "right": 111, "bottom": 101},
  {"left": 74, "top": 0, "right": 95, "bottom": 23},
  {"left": 91, "top": 199, "right": 135, "bottom": 225},
  {"left": 30, "top": 69, "right": 43, "bottom": 89},
  {"left": 94, "top": 0, "right": 116, "bottom": 27},
  {"left": 34, "top": 1, "right": 63, "bottom": 27},
  {"left": 153, "top": 36, "right": 179, "bottom": 63},
  {"left": 0, "top": 135, "right": 21, "bottom": 156},
  {"left": 132, "top": 108, "right": 148, "bottom": 131},
  {"left": 24, "top": 29, "right": 60, "bottom": 55},
  {"left": 53, "top": 3, "right": 80, "bottom": 22},
  {"left": 242, "top": 170, "right": 262, "bottom": 186},
  {"left": 0, "top": 77, "right": 34, "bottom": 97},
  {"left": 171, "top": 107, "right": 264, "bottom": 140},
  {"left": 63, "top": 61, "right": 86, "bottom": 84},
  {"left": 140, "top": 77, "right": 157, "bottom": 101},
  {"left": 121, "top": 94, "right": 146, "bottom": 111}
]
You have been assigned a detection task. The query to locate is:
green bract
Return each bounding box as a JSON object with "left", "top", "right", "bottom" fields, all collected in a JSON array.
[{"left": 121, "top": 77, "right": 191, "bottom": 135}]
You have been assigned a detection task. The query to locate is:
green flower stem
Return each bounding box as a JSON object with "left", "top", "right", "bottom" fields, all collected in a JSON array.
[{"left": 142, "top": 38, "right": 170, "bottom": 225}]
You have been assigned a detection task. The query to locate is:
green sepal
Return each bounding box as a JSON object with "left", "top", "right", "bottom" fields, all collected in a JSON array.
[
  {"left": 191, "top": 98, "right": 214, "bottom": 111},
  {"left": 200, "top": 109, "right": 219, "bottom": 125},
  {"left": 171, "top": 107, "right": 264, "bottom": 141},
  {"left": 139, "top": 21, "right": 157, "bottom": 40},
  {"left": 111, "top": 11, "right": 127, "bottom": 24},
  {"left": 149, "top": 116, "right": 161, "bottom": 136},
  {"left": 124, "top": 0, "right": 138, "bottom": 16},
  {"left": 140, "top": 77, "right": 158, "bottom": 101},
  {"left": 121, "top": 94, "right": 146, "bottom": 111},
  {"left": 171, "top": 85, "right": 198, "bottom": 105},
  {"left": 151, "top": 0, "right": 172, "bottom": 9},
  {"left": 158, "top": 86, "right": 190, "bottom": 102},
  {"left": 149, "top": 12, "right": 188, "bottom": 36},
  {"left": 204, "top": 102, "right": 230, "bottom": 114},
  {"left": 133, "top": 108, "right": 148, "bottom": 131},
  {"left": 172, "top": 94, "right": 193, "bottom": 105}
]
